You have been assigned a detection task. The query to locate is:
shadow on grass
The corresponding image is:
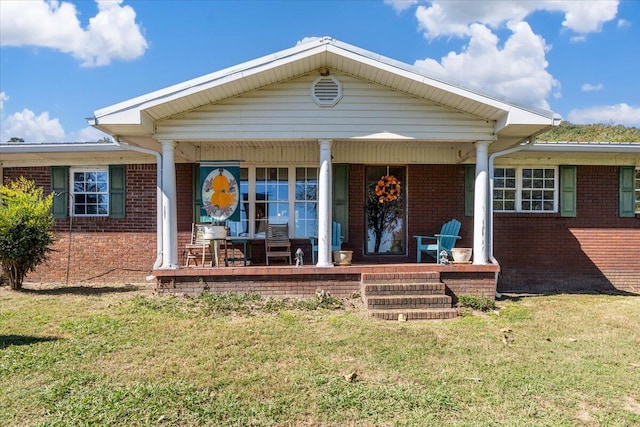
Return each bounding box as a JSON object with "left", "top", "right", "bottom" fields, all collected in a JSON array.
[
  {"left": 19, "top": 284, "right": 142, "bottom": 296},
  {"left": 0, "top": 334, "right": 59, "bottom": 350},
  {"left": 499, "top": 289, "right": 639, "bottom": 302}
]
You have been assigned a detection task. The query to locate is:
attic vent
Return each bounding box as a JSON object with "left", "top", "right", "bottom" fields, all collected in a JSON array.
[{"left": 311, "top": 75, "right": 342, "bottom": 107}]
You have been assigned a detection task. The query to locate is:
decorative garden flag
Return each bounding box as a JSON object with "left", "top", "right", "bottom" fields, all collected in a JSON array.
[{"left": 199, "top": 162, "right": 241, "bottom": 222}]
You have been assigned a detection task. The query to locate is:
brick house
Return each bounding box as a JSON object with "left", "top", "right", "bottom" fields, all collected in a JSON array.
[{"left": 1, "top": 37, "right": 639, "bottom": 296}]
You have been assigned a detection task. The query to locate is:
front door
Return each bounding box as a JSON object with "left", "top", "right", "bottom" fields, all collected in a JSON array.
[{"left": 365, "top": 165, "right": 406, "bottom": 255}]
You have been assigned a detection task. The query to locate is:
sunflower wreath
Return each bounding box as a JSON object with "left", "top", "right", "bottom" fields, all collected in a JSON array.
[{"left": 374, "top": 175, "right": 401, "bottom": 203}]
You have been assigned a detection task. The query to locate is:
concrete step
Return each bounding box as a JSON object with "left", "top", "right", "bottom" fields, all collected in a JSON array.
[
  {"left": 363, "top": 282, "right": 446, "bottom": 296},
  {"left": 369, "top": 308, "right": 459, "bottom": 321},
  {"left": 361, "top": 272, "right": 440, "bottom": 284},
  {"left": 365, "top": 294, "right": 452, "bottom": 310}
]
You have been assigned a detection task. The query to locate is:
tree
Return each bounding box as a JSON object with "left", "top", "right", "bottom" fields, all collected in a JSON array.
[
  {"left": 0, "top": 178, "right": 56, "bottom": 290},
  {"left": 7, "top": 137, "right": 25, "bottom": 143}
]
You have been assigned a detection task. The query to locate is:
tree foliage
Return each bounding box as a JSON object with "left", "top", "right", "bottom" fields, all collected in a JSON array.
[
  {"left": 538, "top": 122, "right": 640, "bottom": 142},
  {"left": 0, "top": 178, "right": 56, "bottom": 289}
]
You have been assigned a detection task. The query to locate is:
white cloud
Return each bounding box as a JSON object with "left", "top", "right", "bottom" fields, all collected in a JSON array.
[
  {"left": 410, "top": 1, "right": 618, "bottom": 40},
  {"left": 414, "top": 22, "right": 557, "bottom": 110},
  {"left": 384, "top": 0, "right": 419, "bottom": 13},
  {"left": 0, "top": 91, "right": 8, "bottom": 113},
  {"left": 0, "top": 0, "right": 147, "bottom": 67},
  {"left": 617, "top": 19, "right": 631, "bottom": 28},
  {"left": 1, "top": 108, "right": 65, "bottom": 143},
  {"left": 296, "top": 37, "right": 322, "bottom": 46},
  {"left": 567, "top": 103, "right": 640, "bottom": 126},
  {"left": 70, "top": 126, "right": 111, "bottom": 142},
  {"left": 581, "top": 83, "right": 603, "bottom": 92}
]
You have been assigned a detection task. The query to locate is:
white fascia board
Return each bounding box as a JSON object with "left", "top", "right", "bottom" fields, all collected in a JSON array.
[
  {"left": 0, "top": 143, "right": 126, "bottom": 154},
  {"left": 528, "top": 142, "right": 640, "bottom": 153},
  {"left": 494, "top": 109, "right": 561, "bottom": 137}
]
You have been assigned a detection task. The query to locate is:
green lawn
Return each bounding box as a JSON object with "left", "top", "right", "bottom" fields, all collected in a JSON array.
[{"left": 1, "top": 284, "right": 639, "bottom": 426}]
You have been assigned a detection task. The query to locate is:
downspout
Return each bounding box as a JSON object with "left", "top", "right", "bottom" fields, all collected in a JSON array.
[
  {"left": 487, "top": 137, "right": 536, "bottom": 297},
  {"left": 112, "top": 137, "right": 164, "bottom": 273}
]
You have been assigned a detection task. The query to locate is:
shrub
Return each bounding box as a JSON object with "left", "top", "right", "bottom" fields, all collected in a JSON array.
[
  {"left": 0, "top": 178, "right": 55, "bottom": 290},
  {"left": 457, "top": 295, "right": 496, "bottom": 312}
]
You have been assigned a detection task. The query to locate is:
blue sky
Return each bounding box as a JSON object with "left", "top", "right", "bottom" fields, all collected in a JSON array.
[{"left": 1, "top": 0, "right": 639, "bottom": 143}]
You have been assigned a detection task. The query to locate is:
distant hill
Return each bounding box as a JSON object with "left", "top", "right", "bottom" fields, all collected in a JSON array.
[{"left": 537, "top": 122, "right": 640, "bottom": 142}]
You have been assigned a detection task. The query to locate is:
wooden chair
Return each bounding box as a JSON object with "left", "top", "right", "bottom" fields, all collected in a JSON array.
[
  {"left": 185, "top": 224, "right": 212, "bottom": 267},
  {"left": 414, "top": 219, "right": 461, "bottom": 264},
  {"left": 265, "top": 223, "right": 291, "bottom": 265},
  {"left": 309, "top": 221, "right": 343, "bottom": 264}
]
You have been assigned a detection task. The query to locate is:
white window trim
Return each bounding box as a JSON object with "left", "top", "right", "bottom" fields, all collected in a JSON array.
[
  {"left": 494, "top": 166, "right": 559, "bottom": 213},
  {"left": 70, "top": 166, "right": 109, "bottom": 217},
  {"left": 230, "top": 165, "right": 319, "bottom": 238}
]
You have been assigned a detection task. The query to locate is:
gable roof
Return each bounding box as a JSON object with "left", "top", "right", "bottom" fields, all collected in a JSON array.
[{"left": 90, "top": 36, "right": 561, "bottom": 150}]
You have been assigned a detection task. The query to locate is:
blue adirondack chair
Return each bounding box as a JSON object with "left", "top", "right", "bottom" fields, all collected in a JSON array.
[
  {"left": 310, "top": 221, "right": 343, "bottom": 264},
  {"left": 414, "top": 219, "right": 462, "bottom": 264}
]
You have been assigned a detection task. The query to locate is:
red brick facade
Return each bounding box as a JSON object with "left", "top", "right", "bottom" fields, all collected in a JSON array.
[
  {"left": 494, "top": 166, "right": 639, "bottom": 293},
  {"left": 3, "top": 163, "right": 638, "bottom": 292}
]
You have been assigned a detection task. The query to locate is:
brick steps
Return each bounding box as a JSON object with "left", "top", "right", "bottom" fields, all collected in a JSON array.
[
  {"left": 369, "top": 308, "right": 460, "bottom": 321},
  {"left": 361, "top": 272, "right": 458, "bottom": 321},
  {"left": 366, "top": 295, "right": 452, "bottom": 309}
]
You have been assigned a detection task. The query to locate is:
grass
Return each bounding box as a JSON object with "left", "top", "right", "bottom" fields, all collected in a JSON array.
[{"left": 1, "top": 284, "right": 639, "bottom": 426}]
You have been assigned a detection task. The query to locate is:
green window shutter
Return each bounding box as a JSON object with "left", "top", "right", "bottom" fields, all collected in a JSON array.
[
  {"left": 619, "top": 166, "right": 635, "bottom": 217},
  {"left": 560, "top": 165, "right": 577, "bottom": 217},
  {"left": 109, "top": 165, "right": 126, "bottom": 219},
  {"left": 465, "top": 165, "right": 475, "bottom": 217},
  {"left": 51, "top": 166, "right": 69, "bottom": 219},
  {"left": 333, "top": 163, "right": 349, "bottom": 243},
  {"left": 193, "top": 164, "right": 201, "bottom": 223}
]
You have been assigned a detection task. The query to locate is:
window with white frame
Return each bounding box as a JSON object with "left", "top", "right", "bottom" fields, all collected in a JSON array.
[
  {"left": 71, "top": 167, "right": 109, "bottom": 216},
  {"left": 635, "top": 168, "right": 640, "bottom": 213},
  {"left": 226, "top": 166, "right": 319, "bottom": 238},
  {"left": 493, "top": 167, "right": 558, "bottom": 212},
  {"left": 294, "top": 167, "right": 318, "bottom": 238}
]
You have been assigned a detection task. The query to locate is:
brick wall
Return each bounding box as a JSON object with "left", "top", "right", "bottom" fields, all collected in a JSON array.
[
  {"left": 4, "top": 163, "right": 638, "bottom": 292},
  {"left": 3, "top": 165, "right": 158, "bottom": 284},
  {"left": 344, "top": 164, "right": 473, "bottom": 263},
  {"left": 344, "top": 164, "right": 638, "bottom": 293},
  {"left": 495, "top": 166, "right": 639, "bottom": 293},
  {"left": 157, "top": 275, "right": 361, "bottom": 298}
]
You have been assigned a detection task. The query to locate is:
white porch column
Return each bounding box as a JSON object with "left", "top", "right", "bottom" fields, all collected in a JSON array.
[
  {"left": 317, "top": 139, "right": 334, "bottom": 267},
  {"left": 473, "top": 141, "right": 491, "bottom": 265},
  {"left": 160, "top": 140, "right": 179, "bottom": 268}
]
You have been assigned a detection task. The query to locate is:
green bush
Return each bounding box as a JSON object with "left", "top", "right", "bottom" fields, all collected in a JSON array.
[
  {"left": 0, "top": 177, "right": 55, "bottom": 290},
  {"left": 457, "top": 295, "right": 496, "bottom": 312}
]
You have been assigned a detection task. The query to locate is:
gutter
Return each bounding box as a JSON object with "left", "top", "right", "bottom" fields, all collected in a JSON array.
[
  {"left": 487, "top": 138, "right": 536, "bottom": 298},
  {"left": 111, "top": 137, "right": 164, "bottom": 274}
]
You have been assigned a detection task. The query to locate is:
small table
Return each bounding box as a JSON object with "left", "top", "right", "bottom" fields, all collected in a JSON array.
[
  {"left": 223, "top": 238, "right": 252, "bottom": 266},
  {"left": 207, "top": 238, "right": 227, "bottom": 267}
]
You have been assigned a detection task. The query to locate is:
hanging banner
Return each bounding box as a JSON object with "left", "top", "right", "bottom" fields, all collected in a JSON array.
[{"left": 199, "top": 161, "right": 241, "bottom": 222}]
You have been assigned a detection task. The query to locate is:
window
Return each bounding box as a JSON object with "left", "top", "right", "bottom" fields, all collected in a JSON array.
[
  {"left": 636, "top": 168, "right": 640, "bottom": 214},
  {"left": 70, "top": 167, "right": 109, "bottom": 216},
  {"left": 493, "top": 168, "right": 516, "bottom": 211},
  {"left": 256, "top": 167, "right": 289, "bottom": 233},
  {"left": 493, "top": 167, "right": 558, "bottom": 212},
  {"left": 294, "top": 167, "right": 318, "bottom": 238},
  {"left": 225, "top": 166, "right": 319, "bottom": 238}
]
